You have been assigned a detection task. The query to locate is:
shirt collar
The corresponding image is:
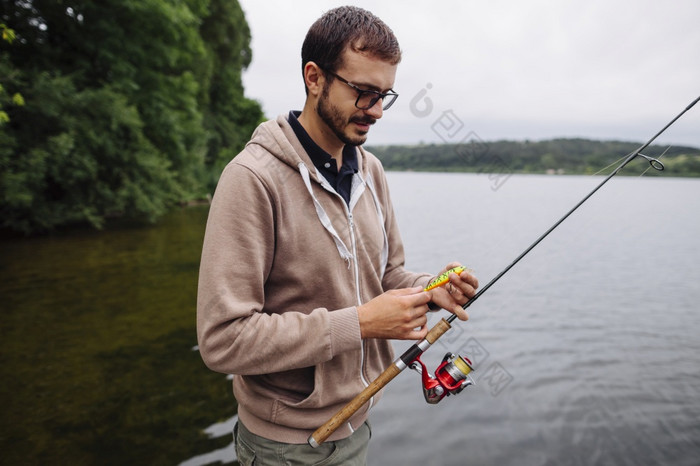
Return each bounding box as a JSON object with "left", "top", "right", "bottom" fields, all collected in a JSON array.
[{"left": 288, "top": 110, "right": 358, "bottom": 175}]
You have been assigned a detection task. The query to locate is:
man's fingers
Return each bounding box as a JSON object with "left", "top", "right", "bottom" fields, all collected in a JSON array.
[{"left": 452, "top": 306, "right": 469, "bottom": 321}]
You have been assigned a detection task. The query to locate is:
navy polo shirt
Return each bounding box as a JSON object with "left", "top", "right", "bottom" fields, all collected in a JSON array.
[{"left": 288, "top": 111, "right": 358, "bottom": 206}]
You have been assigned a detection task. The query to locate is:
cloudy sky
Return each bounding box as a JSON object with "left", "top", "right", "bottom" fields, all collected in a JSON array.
[{"left": 238, "top": 0, "right": 699, "bottom": 148}]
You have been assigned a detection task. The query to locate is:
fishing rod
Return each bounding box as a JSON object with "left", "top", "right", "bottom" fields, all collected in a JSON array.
[{"left": 308, "top": 95, "right": 700, "bottom": 448}]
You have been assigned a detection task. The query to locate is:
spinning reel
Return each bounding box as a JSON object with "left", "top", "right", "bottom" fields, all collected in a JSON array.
[{"left": 410, "top": 352, "right": 475, "bottom": 404}]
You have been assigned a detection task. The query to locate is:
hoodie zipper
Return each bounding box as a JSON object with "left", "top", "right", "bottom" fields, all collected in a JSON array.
[
  {"left": 346, "top": 209, "right": 374, "bottom": 413},
  {"left": 322, "top": 182, "right": 373, "bottom": 406},
  {"left": 302, "top": 165, "right": 374, "bottom": 424},
  {"left": 346, "top": 212, "right": 362, "bottom": 304}
]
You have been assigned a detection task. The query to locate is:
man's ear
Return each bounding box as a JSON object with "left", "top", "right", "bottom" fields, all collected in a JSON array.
[{"left": 303, "top": 61, "right": 324, "bottom": 98}]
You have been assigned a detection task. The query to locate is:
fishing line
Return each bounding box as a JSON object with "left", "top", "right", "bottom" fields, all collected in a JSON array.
[
  {"left": 591, "top": 156, "right": 627, "bottom": 176},
  {"left": 638, "top": 145, "right": 672, "bottom": 177},
  {"left": 480, "top": 142, "right": 675, "bottom": 308},
  {"left": 446, "top": 95, "right": 699, "bottom": 325}
]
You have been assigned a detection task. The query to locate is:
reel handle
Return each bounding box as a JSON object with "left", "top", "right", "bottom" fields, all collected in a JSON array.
[{"left": 308, "top": 318, "right": 452, "bottom": 447}]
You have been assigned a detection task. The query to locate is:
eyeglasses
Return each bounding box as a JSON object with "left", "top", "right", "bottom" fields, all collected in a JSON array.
[{"left": 323, "top": 69, "right": 399, "bottom": 111}]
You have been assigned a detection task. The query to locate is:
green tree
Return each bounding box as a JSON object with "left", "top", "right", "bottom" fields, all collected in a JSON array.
[
  {"left": 199, "top": 0, "right": 264, "bottom": 187},
  {"left": 369, "top": 139, "right": 700, "bottom": 176},
  {"left": 0, "top": 0, "right": 262, "bottom": 234},
  {"left": 0, "top": 23, "right": 23, "bottom": 125}
]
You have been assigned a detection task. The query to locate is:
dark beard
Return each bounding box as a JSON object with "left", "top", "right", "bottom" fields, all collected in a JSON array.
[{"left": 316, "top": 83, "right": 375, "bottom": 146}]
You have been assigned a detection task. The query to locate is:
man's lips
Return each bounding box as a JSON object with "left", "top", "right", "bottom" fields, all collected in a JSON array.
[{"left": 351, "top": 118, "right": 376, "bottom": 131}]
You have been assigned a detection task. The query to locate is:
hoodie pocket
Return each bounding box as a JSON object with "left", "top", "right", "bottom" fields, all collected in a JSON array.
[
  {"left": 275, "top": 366, "right": 321, "bottom": 409},
  {"left": 271, "top": 352, "right": 366, "bottom": 427}
]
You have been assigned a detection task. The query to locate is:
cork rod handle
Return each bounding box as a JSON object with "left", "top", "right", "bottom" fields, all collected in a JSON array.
[{"left": 308, "top": 363, "right": 401, "bottom": 447}]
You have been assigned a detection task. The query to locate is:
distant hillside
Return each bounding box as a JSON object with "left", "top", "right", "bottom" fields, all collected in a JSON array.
[{"left": 367, "top": 138, "right": 700, "bottom": 177}]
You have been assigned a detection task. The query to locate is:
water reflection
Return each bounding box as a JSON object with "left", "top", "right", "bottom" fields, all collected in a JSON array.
[
  {"left": 180, "top": 415, "right": 237, "bottom": 466},
  {"left": 0, "top": 206, "right": 237, "bottom": 464}
]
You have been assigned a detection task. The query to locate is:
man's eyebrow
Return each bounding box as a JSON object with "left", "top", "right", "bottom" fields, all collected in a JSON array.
[{"left": 352, "top": 79, "right": 394, "bottom": 93}]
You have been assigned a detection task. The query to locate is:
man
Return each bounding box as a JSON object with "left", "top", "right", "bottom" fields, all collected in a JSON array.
[{"left": 197, "top": 6, "right": 478, "bottom": 465}]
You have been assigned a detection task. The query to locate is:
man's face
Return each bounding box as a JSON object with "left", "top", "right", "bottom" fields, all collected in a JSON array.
[{"left": 316, "top": 50, "right": 398, "bottom": 147}]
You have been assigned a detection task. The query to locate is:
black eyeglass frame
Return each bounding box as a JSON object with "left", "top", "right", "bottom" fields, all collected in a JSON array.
[{"left": 323, "top": 69, "right": 399, "bottom": 111}]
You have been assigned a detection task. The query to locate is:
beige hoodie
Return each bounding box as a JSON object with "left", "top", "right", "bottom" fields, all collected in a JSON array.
[{"left": 197, "top": 115, "right": 431, "bottom": 444}]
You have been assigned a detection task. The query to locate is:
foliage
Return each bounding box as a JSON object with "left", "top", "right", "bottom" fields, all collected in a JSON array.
[
  {"left": 0, "top": 0, "right": 263, "bottom": 234},
  {"left": 0, "top": 22, "right": 23, "bottom": 125},
  {"left": 368, "top": 138, "right": 700, "bottom": 177}
]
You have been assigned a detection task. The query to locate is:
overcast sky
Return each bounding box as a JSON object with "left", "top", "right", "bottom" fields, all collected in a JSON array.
[{"left": 238, "top": 0, "right": 699, "bottom": 148}]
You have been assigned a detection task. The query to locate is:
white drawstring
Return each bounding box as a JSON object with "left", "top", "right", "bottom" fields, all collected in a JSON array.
[{"left": 298, "top": 163, "right": 353, "bottom": 264}]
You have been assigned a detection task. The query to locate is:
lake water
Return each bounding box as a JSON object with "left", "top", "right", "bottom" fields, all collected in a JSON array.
[
  {"left": 3, "top": 171, "right": 699, "bottom": 465},
  {"left": 367, "top": 172, "right": 700, "bottom": 466}
]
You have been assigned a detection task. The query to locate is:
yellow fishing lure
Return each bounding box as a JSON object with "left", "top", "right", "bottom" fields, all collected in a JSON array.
[{"left": 424, "top": 266, "right": 469, "bottom": 291}]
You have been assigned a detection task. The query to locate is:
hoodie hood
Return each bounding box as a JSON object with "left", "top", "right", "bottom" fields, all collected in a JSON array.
[{"left": 246, "top": 114, "right": 388, "bottom": 274}]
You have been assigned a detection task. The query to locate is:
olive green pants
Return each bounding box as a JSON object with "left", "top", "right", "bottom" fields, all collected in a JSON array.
[{"left": 234, "top": 420, "right": 371, "bottom": 466}]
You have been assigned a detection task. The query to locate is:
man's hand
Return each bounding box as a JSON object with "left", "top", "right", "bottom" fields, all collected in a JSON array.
[
  {"left": 427, "top": 262, "right": 479, "bottom": 321},
  {"left": 358, "top": 287, "right": 432, "bottom": 340}
]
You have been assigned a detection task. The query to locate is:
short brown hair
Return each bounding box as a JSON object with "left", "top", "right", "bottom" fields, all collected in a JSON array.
[{"left": 301, "top": 6, "right": 401, "bottom": 89}]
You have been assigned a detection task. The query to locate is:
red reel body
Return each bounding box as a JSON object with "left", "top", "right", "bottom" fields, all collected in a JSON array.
[{"left": 410, "top": 353, "right": 475, "bottom": 404}]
